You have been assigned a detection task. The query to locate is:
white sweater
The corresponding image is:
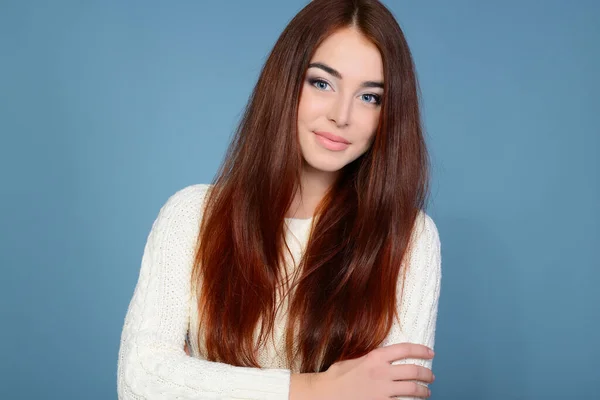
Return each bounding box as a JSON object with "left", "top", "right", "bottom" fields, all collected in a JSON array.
[{"left": 117, "top": 183, "right": 442, "bottom": 399}]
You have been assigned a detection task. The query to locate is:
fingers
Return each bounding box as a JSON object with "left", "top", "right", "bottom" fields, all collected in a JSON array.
[
  {"left": 389, "top": 364, "right": 435, "bottom": 384},
  {"left": 389, "top": 381, "right": 431, "bottom": 398},
  {"left": 377, "top": 343, "right": 434, "bottom": 363}
]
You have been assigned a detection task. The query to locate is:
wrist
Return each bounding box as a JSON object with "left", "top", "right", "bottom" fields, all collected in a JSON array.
[{"left": 289, "top": 371, "right": 327, "bottom": 400}]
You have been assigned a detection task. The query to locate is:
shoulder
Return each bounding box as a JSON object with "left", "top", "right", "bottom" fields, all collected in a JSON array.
[
  {"left": 160, "top": 183, "right": 212, "bottom": 212},
  {"left": 411, "top": 210, "right": 441, "bottom": 250},
  {"left": 161, "top": 183, "right": 212, "bottom": 210},
  {"left": 151, "top": 183, "right": 213, "bottom": 235},
  {"left": 402, "top": 210, "right": 442, "bottom": 276}
]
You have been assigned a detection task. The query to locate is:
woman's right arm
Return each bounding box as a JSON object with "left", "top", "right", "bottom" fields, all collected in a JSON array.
[{"left": 117, "top": 184, "right": 296, "bottom": 399}]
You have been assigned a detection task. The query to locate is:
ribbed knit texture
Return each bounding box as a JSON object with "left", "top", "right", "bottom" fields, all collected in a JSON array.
[{"left": 117, "top": 183, "right": 442, "bottom": 399}]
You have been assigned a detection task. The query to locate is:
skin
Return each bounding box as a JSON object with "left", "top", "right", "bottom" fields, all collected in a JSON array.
[
  {"left": 287, "top": 26, "right": 384, "bottom": 219},
  {"left": 294, "top": 343, "right": 435, "bottom": 399}
]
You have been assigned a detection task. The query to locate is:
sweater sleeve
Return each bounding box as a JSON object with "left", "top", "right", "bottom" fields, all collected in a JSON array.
[
  {"left": 379, "top": 211, "right": 442, "bottom": 400},
  {"left": 117, "top": 184, "right": 291, "bottom": 400}
]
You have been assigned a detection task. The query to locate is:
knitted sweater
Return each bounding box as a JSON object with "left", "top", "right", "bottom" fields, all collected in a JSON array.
[{"left": 117, "top": 183, "right": 442, "bottom": 399}]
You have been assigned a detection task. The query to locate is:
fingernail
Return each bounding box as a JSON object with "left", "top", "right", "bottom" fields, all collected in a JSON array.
[
  {"left": 429, "top": 349, "right": 435, "bottom": 356},
  {"left": 433, "top": 373, "right": 436, "bottom": 381}
]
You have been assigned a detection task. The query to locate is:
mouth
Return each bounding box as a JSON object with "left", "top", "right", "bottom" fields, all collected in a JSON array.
[
  {"left": 313, "top": 131, "right": 351, "bottom": 144},
  {"left": 313, "top": 131, "right": 351, "bottom": 151}
]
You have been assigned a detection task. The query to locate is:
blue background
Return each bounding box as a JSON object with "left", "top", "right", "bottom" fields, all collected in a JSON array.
[{"left": 1, "top": 1, "right": 598, "bottom": 398}]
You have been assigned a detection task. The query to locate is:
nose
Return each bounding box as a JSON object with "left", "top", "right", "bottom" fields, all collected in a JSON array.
[{"left": 327, "top": 94, "right": 352, "bottom": 128}]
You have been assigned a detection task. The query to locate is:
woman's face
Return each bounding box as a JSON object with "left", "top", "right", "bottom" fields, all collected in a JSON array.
[{"left": 297, "top": 27, "right": 384, "bottom": 175}]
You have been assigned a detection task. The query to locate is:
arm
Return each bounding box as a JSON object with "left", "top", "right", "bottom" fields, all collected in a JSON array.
[
  {"left": 379, "top": 211, "right": 442, "bottom": 400},
  {"left": 117, "top": 184, "right": 291, "bottom": 399}
]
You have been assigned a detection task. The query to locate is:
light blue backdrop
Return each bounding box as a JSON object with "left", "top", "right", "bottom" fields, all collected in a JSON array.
[{"left": 1, "top": 1, "right": 598, "bottom": 399}]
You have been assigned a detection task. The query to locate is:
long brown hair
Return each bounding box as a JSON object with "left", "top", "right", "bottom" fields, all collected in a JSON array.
[{"left": 191, "top": 0, "right": 430, "bottom": 373}]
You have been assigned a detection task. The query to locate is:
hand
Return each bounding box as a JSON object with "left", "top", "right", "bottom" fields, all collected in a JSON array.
[
  {"left": 314, "top": 343, "right": 435, "bottom": 399},
  {"left": 184, "top": 342, "right": 190, "bottom": 355}
]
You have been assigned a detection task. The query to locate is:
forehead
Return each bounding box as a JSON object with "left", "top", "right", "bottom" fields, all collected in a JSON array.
[{"left": 311, "top": 27, "right": 383, "bottom": 81}]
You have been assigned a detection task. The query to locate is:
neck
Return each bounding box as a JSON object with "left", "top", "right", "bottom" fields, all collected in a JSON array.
[{"left": 286, "top": 160, "right": 339, "bottom": 219}]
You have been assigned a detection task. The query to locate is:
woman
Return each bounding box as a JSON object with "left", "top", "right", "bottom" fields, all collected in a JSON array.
[{"left": 117, "top": 0, "right": 442, "bottom": 399}]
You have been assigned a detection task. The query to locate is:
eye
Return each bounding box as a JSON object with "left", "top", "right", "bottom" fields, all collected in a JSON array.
[
  {"left": 360, "top": 93, "right": 381, "bottom": 105},
  {"left": 308, "top": 78, "right": 331, "bottom": 91}
]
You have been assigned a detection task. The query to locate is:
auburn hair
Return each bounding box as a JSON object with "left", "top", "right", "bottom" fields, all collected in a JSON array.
[{"left": 191, "top": 0, "right": 430, "bottom": 373}]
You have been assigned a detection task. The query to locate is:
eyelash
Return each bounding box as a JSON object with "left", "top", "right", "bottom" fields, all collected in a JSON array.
[{"left": 307, "top": 78, "right": 382, "bottom": 106}]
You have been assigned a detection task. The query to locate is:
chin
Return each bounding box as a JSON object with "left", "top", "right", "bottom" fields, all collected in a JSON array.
[
  {"left": 298, "top": 131, "right": 368, "bottom": 173},
  {"left": 302, "top": 153, "right": 347, "bottom": 173}
]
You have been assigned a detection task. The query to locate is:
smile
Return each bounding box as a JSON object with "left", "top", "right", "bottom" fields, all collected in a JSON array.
[{"left": 313, "top": 131, "right": 350, "bottom": 151}]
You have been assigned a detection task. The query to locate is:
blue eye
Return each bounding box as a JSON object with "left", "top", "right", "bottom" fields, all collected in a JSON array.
[
  {"left": 361, "top": 93, "right": 381, "bottom": 105},
  {"left": 308, "top": 78, "right": 331, "bottom": 91}
]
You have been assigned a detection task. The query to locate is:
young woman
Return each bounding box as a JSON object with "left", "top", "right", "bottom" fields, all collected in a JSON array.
[{"left": 117, "top": 0, "right": 442, "bottom": 399}]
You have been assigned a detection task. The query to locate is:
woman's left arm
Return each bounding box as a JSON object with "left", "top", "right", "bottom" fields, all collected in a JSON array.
[{"left": 379, "top": 211, "right": 442, "bottom": 399}]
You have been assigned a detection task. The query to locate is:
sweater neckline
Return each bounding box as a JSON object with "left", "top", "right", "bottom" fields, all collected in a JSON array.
[
  {"left": 284, "top": 216, "right": 313, "bottom": 221},
  {"left": 284, "top": 216, "right": 314, "bottom": 234},
  {"left": 284, "top": 216, "right": 314, "bottom": 223}
]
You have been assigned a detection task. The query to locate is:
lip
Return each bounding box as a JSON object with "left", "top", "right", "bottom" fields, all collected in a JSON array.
[
  {"left": 313, "top": 131, "right": 351, "bottom": 144},
  {"left": 313, "top": 131, "right": 350, "bottom": 151}
]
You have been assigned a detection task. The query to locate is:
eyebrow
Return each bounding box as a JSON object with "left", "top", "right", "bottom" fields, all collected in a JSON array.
[{"left": 308, "top": 62, "right": 384, "bottom": 89}]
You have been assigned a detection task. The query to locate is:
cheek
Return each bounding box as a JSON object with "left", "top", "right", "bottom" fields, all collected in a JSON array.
[
  {"left": 354, "top": 109, "right": 380, "bottom": 142},
  {"left": 298, "top": 89, "right": 325, "bottom": 125}
]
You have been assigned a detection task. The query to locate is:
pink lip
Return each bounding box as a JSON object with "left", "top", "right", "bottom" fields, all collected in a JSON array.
[{"left": 314, "top": 131, "right": 351, "bottom": 144}]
